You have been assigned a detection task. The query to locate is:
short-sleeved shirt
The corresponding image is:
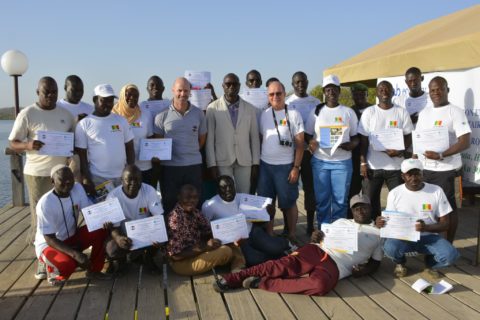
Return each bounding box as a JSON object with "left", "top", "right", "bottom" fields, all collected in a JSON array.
[
  {"left": 358, "top": 105, "right": 413, "bottom": 170},
  {"left": 321, "top": 218, "right": 383, "bottom": 279},
  {"left": 305, "top": 105, "right": 359, "bottom": 161},
  {"left": 166, "top": 204, "right": 212, "bottom": 256},
  {"left": 386, "top": 183, "right": 452, "bottom": 235},
  {"left": 201, "top": 194, "right": 253, "bottom": 232},
  {"left": 34, "top": 183, "right": 91, "bottom": 257},
  {"left": 129, "top": 111, "right": 154, "bottom": 171},
  {"left": 8, "top": 103, "right": 75, "bottom": 176},
  {"left": 285, "top": 94, "right": 321, "bottom": 125},
  {"left": 75, "top": 113, "right": 134, "bottom": 179},
  {"left": 260, "top": 106, "right": 304, "bottom": 165},
  {"left": 153, "top": 104, "right": 207, "bottom": 166},
  {"left": 393, "top": 92, "right": 432, "bottom": 116},
  {"left": 140, "top": 99, "right": 171, "bottom": 120},
  {"left": 415, "top": 104, "right": 471, "bottom": 171},
  {"left": 57, "top": 99, "right": 94, "bottom": 120},
  {"left": 107, "top": 183, "right": 163, "bottom": 233}
]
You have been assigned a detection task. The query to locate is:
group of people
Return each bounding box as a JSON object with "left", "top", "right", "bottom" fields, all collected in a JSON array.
[{"left": 8, "top": 66, "right": 469, "bottom": 296}]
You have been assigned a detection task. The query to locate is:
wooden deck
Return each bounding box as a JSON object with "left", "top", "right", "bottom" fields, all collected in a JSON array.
[{"left": 0, "top": 194, "right": 479, "bottom": 320}]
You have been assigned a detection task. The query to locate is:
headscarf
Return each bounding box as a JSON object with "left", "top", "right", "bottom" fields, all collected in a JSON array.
[{"left": 112, "top": 84, "right": 141, "bottom": 124}]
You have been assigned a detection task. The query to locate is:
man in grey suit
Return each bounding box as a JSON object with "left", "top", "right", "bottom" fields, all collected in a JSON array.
[{"left": 205, "top": 73, "right": 261, "bottom": 194}]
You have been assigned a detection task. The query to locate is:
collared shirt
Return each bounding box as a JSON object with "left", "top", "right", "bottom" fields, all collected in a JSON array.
[
  {"left": 166, "top": 204, "right": 212, "bottom": 256},
  {"left": 224, "top": 97, "right": 240, "bottom": 129}
]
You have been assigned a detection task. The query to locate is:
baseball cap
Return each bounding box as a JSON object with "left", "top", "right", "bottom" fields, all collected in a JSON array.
[
  {"left": 350, "top": 194, "right": 371, "bottom": 208},
  {"left": 50, "top": 164, "right": 69, "bottom": 178},
  {"left": 401, "top": 158, "right": 423, "bottom": 173},
  {"left": 323, "top": 74, "right": 340, "bottom": 87},
  {"left": 93, "top": 84, "right": 117, "bottom": 98}
]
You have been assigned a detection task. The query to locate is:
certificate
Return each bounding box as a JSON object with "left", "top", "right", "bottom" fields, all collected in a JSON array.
[
  {"left": 36, "top": 130, "right": 74, "bottom": 157},
  {"left": 189, "top": 89, "right": 212, "bottom": 111},
  {"left": 184, "top": 70, "right": 211, "bottom": 89},
  {"left": 370, "top": 128, "right": 405, "bottom": 151},
  {"left": 125, "top": 215, "right": 168, "bottom": 250},
  {"left": 81, "top": 197, "right": 126, "bottom": 232},
  {"left": 412, "top": 127, "right": 449, "bottom": 155},
  {"left": 380, "top": 211, "right": 420, "bottom": 242},
  {"left": 240, "top": 88, "right": 268, "bottom": 110},
  {"left": 238, "top": 193, "right": 272, "bottom": 222},
  {"left": 139, "top": 138, "right": 172, "bottom": 160},
  {"left": 211, "top": 214, "right": 249, "bottom": 244},
  {"left": 321, "top": 223, "right": 358, "bottom": 253},
  {"left": 316, "top": 126, "right": 349, "bottom": 155}
]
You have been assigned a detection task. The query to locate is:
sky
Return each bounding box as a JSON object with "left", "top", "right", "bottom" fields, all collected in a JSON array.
[{"left": 0, "top": 0, "right": 478, "bottom": 109}]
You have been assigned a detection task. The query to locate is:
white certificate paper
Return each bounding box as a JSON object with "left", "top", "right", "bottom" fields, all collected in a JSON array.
[
  {"left": 184, "top": 70, "right": 211, "bottom": 89},
  {"left": 139, "top": 138, "right": 172, "bottom": 160},
  {"left": 189, "top": 89, "right": 212, "bottom": 111},
  {"left": 238, "top": 193, "right": 272, "bottom": 222},
  {"left": 240, "top": 88, "right": 268, "bottom": 110},
  {"left": 316, "top": 126, "right": 349, "bottom": 155},
  {"left": 211, "top": 214, "right": 249, "bottom": 244},
  {"left": 380, "top": 211, "right": 420, "bottom": 242},
  {"left": 411, "top": 278, "right": 453, "bottom": 294},
  {"left": 37, "top": 130, "right": 74, "bottom": 157},
  {"left": 321, "top": 223, "right": 358, "bottom": 254},
  {"left": 81, "top": 197, "right": 126, "bottom": 232},
  {"left": 412, "top": 127, "right": 449, "bottom": 155},
  {"left": 125, "top": 215, "right": 168, "bottom": 250},
  {"left": 370, "top": 128, "right": 405, "bottom": 151}
]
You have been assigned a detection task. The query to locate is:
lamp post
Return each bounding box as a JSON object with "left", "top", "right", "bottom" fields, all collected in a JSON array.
[{"left": 1, "top": 50, "right": 29, "bottom": 117}]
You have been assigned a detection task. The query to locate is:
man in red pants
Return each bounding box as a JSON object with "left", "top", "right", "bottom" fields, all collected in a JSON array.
[
  {"left": 213, "top": 194, "right": 382, "bottom": 295},
  {"left": 34, "top": 165, "right": 111, "bottom": 285}
]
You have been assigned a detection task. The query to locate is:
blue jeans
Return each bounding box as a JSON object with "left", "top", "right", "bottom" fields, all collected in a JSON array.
[
  {"left": 240, "top": 224, "right": 289, "bottom": 267},
  {"left": 383, "top": 234, "right": 459, "bottom": 269},
  {"left": 311, "top": 158, "right": 352, "bottom": 226}
]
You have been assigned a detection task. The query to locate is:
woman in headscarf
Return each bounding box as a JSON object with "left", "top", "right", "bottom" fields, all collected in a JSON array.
[{"left": 113, "top": 84, "right": 155, "bottom": 185}]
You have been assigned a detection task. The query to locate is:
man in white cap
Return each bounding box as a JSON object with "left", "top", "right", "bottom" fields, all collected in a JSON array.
[
  {"left": 376, "top": 158, "right": 459, "bottom": 278},
  {"left": 75, "top": 84, "right": 135, "bottom": 196},
  {"left": 34, "top": 165, "right": 111, "bottom": 285}
]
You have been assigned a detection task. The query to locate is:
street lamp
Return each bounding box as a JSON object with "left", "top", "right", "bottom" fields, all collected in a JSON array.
[{"left": 1, "top": 50, "right": 29, "bottom": 117}]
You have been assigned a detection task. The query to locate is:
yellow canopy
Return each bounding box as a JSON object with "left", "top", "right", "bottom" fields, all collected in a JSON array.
[{"left": 324, "top": 5, "right": 480, "bottom": 84}]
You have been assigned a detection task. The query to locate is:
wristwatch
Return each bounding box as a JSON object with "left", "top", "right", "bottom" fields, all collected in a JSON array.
[{"left": 293, "top": 165, "right": 301, "bottom": 170}]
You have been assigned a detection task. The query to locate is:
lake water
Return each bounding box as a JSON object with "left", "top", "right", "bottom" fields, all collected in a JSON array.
[{"left": 0, "top": 120, "right": 15, "bottom": 207}]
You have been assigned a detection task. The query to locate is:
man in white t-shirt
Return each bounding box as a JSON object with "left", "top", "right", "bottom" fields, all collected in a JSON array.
[
  {"left": 245, "top": 69, "right": 263, "bottom": 89},
  {"left": 57, "top": 75, "right": 94, "bottom": 122},
  {"left": 34, "top": 165, "right": 111, "bottom": 285},
  {"left": 9, "top": 76, "right": 75, "bottom": 244},
  {"left": 305, "top": 75, "right": 359, "bottom": 226},
  {"left": 415, "top": 76, "right": 471, "bottom": 243},
  {"left": 358, "top": 81, "right": 414, "bottom": 219},
  {"left": 75, "top": 84, "right": 135, "bottom": 196},
  {"left": 376, "top": 159, "right": 459, "bottom": 278},
  {"left": 286, "top": 71, "right": 321, "bottom": 234},
  {"left": 257, "top": 81, "right": 304, "bottom": 241},
  {"left": 104, "top": 165, "right": 165, "bottom": 272}
]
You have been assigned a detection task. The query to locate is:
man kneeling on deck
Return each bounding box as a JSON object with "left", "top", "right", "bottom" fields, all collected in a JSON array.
[
  {"left": 213, "top": 195, "right": 382, "bottom": 296},
  {"left": 34, "top": 165, "right": 111, "bottom": 285},
  {"left": 104, "top": 165, "right": 165, "bottom": 273},
  {"left": 167, "top": 184, "right": 233, "bottom": 276}
]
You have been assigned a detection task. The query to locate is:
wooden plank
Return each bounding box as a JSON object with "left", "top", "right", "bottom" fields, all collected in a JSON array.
[
  {"left": 281, "top": 293, "right": 329, "bottom": 320},
  {"left": 0, "top": 206, "right": 24, "bottom": 225},
  {"left": 334, "top": 279, "right": 394, "bottom": 320},
  {"left": 0, "top": 296, "right": 26, "bottom": 320},
  {"left": 0, "top": 229, "right": 28, "bottom": 273},
  {"left": 250, "top": 289, "right": 294, "bottom": 320},
  {"left": 168, "top": 272, "right": 199, "bottom": 320},
  {"left": 0, "top": 245, "right": 36, "bottom": 297},
  {"left": 107, "top": 264, "right": 140, "bottom": 320},
  {"left": 441, "top": 264, "right": 480, "bottom": 293},
  {"left": 3, "top": 259, "right": 39, "bottom": 297},
  {"left": 76, "top": 275, "right": 114, "bottom": 320},
  {"left": 311, "top": 291, "right": 361, "bottom": 320},
  {"left": 0, "top": 207, "right": 28, "bottom": 236},
  {"left": 223, "top": 288, "right": 263, "bottom": 319},
  {"left": 0, "top": 212, "right": 29, "bottom": 255},
  {"left": 0, "top": 204, "right": 14, "bottom": 215},
  {"left": 136, "top": 268, "right": 166, "bottom": 320},
  {"left": 15, "top": 280, "right": 62, "bottom": 320},
  {"left": 193, "top": 273, "right": 230, "bottom": 319}
]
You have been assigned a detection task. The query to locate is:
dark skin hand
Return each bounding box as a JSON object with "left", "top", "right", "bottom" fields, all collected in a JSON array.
[
  {"left": 250, "top": 165, "right": 259, "bottom": 189},
  {"left": 351, "top": 258, "right": 381, "bottom": 278},
  {"left": 169, "top": 238, "right": 221, "bottom": 261}
]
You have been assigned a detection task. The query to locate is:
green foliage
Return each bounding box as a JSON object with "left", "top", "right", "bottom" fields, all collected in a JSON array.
[{"left": 309, "top": 85, "right": 377, "bottom": 106}]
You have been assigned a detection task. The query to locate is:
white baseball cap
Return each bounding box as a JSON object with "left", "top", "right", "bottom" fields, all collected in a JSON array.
[
  {"left": 323, "top": 74, "right": 340, "bottom": 87},
  {"left": 50, "top": 164, "right": 69, "bottom": 178},
  {"left": 401, "top": 159, "right": 423, "bottom": 173},
  {"left": 93, "top": 84, "right": 117, "bottom": 98}
]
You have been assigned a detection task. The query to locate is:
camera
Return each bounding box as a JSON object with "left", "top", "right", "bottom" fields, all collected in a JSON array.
[{"left": 279, "top": 139, "right": 293, "bottom": 147}]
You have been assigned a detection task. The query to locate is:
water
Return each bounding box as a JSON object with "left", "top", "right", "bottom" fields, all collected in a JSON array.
[{"left": 0, "top": 120, "right": 14, "bottom": 207}]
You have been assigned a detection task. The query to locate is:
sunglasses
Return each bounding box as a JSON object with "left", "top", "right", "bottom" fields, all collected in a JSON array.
[{"left": 268, "top": 92, "right": 284, "bottom": 97}]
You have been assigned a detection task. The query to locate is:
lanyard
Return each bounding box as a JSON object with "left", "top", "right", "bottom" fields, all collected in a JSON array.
[
  {"left": 272, "top": 105, "right": 294, "bottom": 142},
  {"left": 55, "top": 193, "right": 77, "bottom": 239}
]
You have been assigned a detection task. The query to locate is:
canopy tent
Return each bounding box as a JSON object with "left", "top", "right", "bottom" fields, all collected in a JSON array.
[{"left": 324, "top": 5, "right": 480, "bottom": 84}]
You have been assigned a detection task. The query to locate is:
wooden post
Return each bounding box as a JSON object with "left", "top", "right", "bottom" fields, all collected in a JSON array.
[{"left": 5, "top": 147, "right": 25, "bottom": 206}]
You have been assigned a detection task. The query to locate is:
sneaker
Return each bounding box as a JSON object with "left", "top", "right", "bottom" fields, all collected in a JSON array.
[
  {"left": 242, "top": 276, "right": 261, "bottom": 289},
  {"left": 35, "top": 261, "right": 47, "bottom": 280},
  {"left": 394, "top": 264, "right": 408, "bottom": 278},
  {"left": 284, "top": 241, "right": 299, "bottom": 255},
  {"left": 86, "top": 271, "right": 113, "bottom": 281},
  {"left": 47, "top": 274, "right": 66, "bottom": 286},
  {"left": 212, "top": 277, "right": 231, "bottom": 293}
]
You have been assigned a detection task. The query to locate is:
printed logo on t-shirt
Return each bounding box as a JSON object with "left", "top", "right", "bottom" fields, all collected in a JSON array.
[
  {"left": 421, "top": 203, "right": 432, "bottom": 211},
  {"left": 434, "top": 120, "right": 443, "bottom": 127},
  {"left": 279, "top": 119, "right": 288, "bottom": 126},
  {"left": 388, "top": 120, "right": 398, "bottom": 128},
  {"left": 334, "top": 117, "right": 343, "bottom": 123},
  {"left": 139, "top": 207, "right": 148, "bottom": 214},
  {"left": 111, "top": 125, "right": 121, "bottom": 132},
  {"left": 192, "top": 125, "right": 198, "bottom": 132},
  {"left": 131, "top": 122, "right": 142, "bottom": 128}
]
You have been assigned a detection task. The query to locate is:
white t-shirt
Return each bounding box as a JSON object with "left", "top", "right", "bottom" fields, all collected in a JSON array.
[
  {"left": 34, "top": 183, "right": 91, "bottom": 257},
  {"left": 321, "top": 219, "right": 383, "bottom": 279},
  {"left": 140, "top": 99, "right": 171, "bottom": 120},
  {"left": 416, "top": 104, "right": 471, "bottom": 171},
  {"left": 129, "top": 111, "right": 154, "bottom": 171},
  {"left": 393, "top": 92, "right": 432, "bottom": 116},
  {"left": 386, "top": 183, "right": 452, "bottom": 235},
  {"left": 358, "top": 105, "right": 413, "bottom": 170},
  {"left": 8, "top": 104, "right": 75, "bottom": 176},
  {"left": 57, "top": 99, "right": 94, "bottom": 120},
  {"left": 107, "top": 183, "right": 164, "bottom": 232},
  {"left": 285, "top": 94, "right": 321, "bottom": 125},
  {"left": 260, "top": 106, "right": 304, "bottom": 165},
  {"left": 202, "top": 194, "right": 254, "bottom": 232},
  {"left": 75, "top": 113, "right": 134, "bottom": 179},
  {"left": 305, "top": 105, "right": 358, "bottom": 161}
]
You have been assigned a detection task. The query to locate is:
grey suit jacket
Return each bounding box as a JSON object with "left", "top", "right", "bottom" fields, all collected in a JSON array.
[{"left": 205, "top": 96, "right": 260, "bottom": 168}]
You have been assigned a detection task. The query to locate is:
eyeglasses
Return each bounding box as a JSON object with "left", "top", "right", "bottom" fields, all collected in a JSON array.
[{"left": 268, "top": 92, "right": 284, "bottom": 97}]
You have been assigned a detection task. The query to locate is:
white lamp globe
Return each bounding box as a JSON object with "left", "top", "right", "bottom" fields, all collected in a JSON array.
[{"left": 1, "top": 50, "right": 29, "bottom": 76}]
